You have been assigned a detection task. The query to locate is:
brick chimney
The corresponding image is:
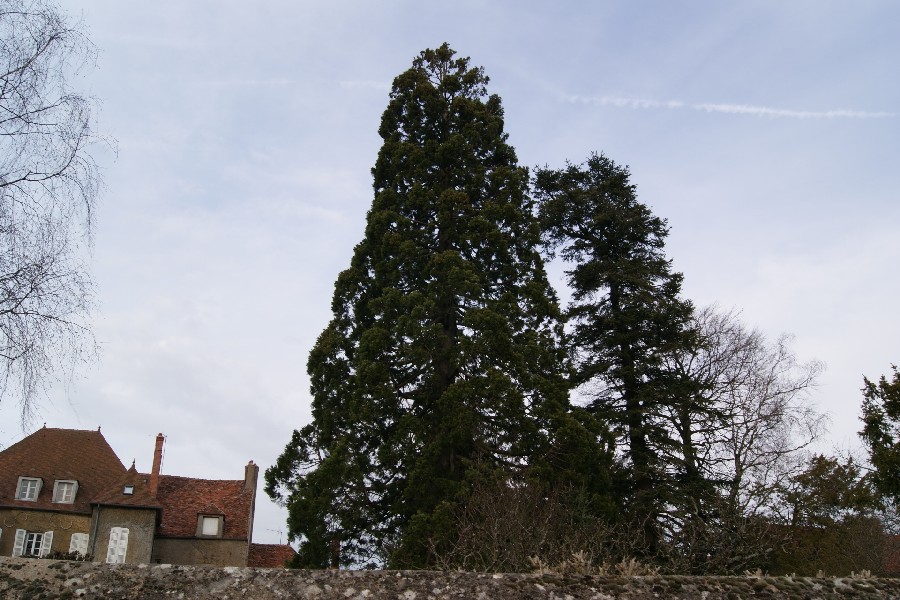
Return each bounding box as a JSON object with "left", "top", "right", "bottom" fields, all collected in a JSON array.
[
  {"left": 244, "top": 460, "right": 259, "bottom": 546},
  {"left": 244, "top": 460, "right": 259, "bottom": 492},
  {"left": 149, "top": 433, "right": 164, "bottom": 497}
]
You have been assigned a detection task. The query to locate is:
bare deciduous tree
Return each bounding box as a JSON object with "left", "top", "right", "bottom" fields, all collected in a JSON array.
[
  {"left": 640, "top": 307, "right": 825, "bottom": 572},
  {"left": 0, "top": 0, "right": 103, "bottom": 420},
  {"left": 663, "top": 306, "right": 827, "bottom": 515}
]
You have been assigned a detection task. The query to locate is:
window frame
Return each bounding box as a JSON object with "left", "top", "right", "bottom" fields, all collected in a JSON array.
[
  {"left": 196, "top": 514, "right": 223, "bottom": 538},
  {"left": 13, "top": 529, "right": 53, "bottom": 557},
  {"left": 15, "top": 477, "right": 42, "bottom": 501},
  {"left": 52, "top": 480, "right": 78, "bottom": 504},
  {"left": 24, "top": 532, "right": 43, "bottom": 556}
]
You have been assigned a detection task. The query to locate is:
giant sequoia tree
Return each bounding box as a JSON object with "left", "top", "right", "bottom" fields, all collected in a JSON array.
[
  {"left": 534, "top": 154, "right": 696, "bottom": 556},
  {"left": 266, "top": 45, "right": 604, "bottom": 568}
]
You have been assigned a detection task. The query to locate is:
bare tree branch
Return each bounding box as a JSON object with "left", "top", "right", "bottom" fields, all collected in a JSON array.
[{"left": 0, "top": 0, "right": 106, "bottom": 423}]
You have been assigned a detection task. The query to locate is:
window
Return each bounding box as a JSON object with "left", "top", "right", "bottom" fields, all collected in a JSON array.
[
  {"left": 52, "top": 480, "right": 78, "bottom": 503},
  {"left": 12, "top": 529, "right": 53, "bottom": 557},
  {"left": 24, "top": 532, "right": 43, "bottom": 556},
  {"left": 69, "top": 533, "right": 89, "bottom": 555},
  {"left": 201, "top": 516, "right": 219, "bottom": 536},
  {"left": 197, "top": 515, "right": 223, "bottom": 537},
  {"left": 15, "top": 477, "right": 41, "bottom": 501},
  {"left": 106, "top": 527, "right": 129, "bottom": 564},
  {"left": 122, "top": 485, "right": 134, "bottom": 495}
]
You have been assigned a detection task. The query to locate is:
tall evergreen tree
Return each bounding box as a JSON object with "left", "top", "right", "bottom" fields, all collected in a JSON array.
[
  {"left": 534, "top": 154, "right": 696, "bottom": 556},
  {"left": 266, "top": 45, "right": 606, "bottom": 568},
  {"left": 859, "top": 365, "right": 900, "bottom": 505}
]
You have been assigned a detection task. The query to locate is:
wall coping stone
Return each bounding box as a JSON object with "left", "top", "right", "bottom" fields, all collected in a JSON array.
[{"left": 2, "top": 557, "right": 900, "bottom": 599}]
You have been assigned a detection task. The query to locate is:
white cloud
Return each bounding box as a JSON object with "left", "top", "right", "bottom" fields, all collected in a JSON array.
[
  {"left": 694, "top": 103, "right": 896, "bottom": 119},
  {"left": 567, "top": 94, "right": 895, "bottom": 119},
  {"left": 568, "top": 95, "right": 686, "bottom": 110},
  {"left": 197, "top": 78, "right": 298, "bottom": 87},
  {"left": 340, "top": 80, "right": 392, "bottom": 92}
]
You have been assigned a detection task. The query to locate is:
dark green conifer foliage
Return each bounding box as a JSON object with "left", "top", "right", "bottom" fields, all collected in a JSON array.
[
  {"left": 266, "top": 44, "right": 599, "bottom": 568},
  {"left": 769, "top": 454, "right": 882, "bottom": 576},
  {"left": 860, "top": 365, "right": 900, "bottom": 505},
  {"left": 779, "top": 454, "right": 878, "bottom": 527},
  {"left": 534, "top": 154, "right": 696, "bottom": 556}
]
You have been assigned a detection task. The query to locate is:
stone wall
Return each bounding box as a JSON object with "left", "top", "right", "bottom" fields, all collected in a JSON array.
[
  {"left": 152, "top": 537, "right": 248, "bottom": 567},
  {"left": 3, "top": 557, "right": 900, "bottom": 600},
  {"left": 0, "top": 509, "right": 92, "bottom": 556},
  {"left": 90, "top": 506, "right": 157, "bottom": 564}
]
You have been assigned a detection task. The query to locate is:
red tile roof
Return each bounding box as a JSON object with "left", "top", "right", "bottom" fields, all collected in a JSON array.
[
  {"left": 0, "top": 427, "right": 126, "bottom": 514},
  {"left": 248, "top": 543, "right": 296, "bottom": 568},
  {"left": 91, "top": 464, "right": 161, "bottom": 509},
  {"left": 155, "top": 475, "right": 253, "bottom": 540}
]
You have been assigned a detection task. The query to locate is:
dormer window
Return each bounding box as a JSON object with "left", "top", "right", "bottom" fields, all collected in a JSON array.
[
  {"left": 197, "top": 515, "right": 223, "bottom": 538},
  {"left": 52, "top": 480, "right": 78, "bottom": 503},
  {"left": 123, "top": 485, "right": 134, "bottom": 495},
  {"left": 16, "top": 477, "right": 41, "bottom": 501}
]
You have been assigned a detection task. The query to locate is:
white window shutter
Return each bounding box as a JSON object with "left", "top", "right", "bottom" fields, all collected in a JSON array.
[
  {"left": 69, "top": 533, "right": 89, "bottom": 555},
  {"left": 106, "top": 529, "right": 119, "bottom": 563},
  {"left": 12, "top": 529, "right": 26, "bottom": 557},
  {"left": 118, "top": 528, "right": 129, "bottom": 562},
  {"left": 40, "top": 531, "right": 54, "bottom": 557},
  {"left": 106, "top": 527, "right": 128, "bottom": 564}
]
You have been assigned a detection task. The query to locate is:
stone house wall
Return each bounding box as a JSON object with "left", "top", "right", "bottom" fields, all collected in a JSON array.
[
  {"left": 90, "top": 506, "right": 157, "bottom": 565},
  {"left": 152, "top": 537, "right": 249, "bottom": 567},
  {"left": 0, "top": 508, "right": 91, "bottom": 557}
]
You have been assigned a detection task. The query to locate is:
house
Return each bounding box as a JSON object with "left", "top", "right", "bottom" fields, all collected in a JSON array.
[{"left": 0, "top": 426, "right": 288, "bottom": 567}]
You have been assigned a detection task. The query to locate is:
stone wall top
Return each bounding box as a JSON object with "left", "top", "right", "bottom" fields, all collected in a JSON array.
[{"left": 2, "top": 557, "right": 900, "bottom": 600}]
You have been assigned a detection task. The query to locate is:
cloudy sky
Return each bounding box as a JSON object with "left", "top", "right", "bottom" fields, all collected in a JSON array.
[{"left": 1, "top": 1, "right": 898, "bottom": 545}]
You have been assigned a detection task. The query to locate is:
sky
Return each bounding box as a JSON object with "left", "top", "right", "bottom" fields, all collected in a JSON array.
[{"left": 1, "top": 1, "right": 898, "bottom": 545}]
